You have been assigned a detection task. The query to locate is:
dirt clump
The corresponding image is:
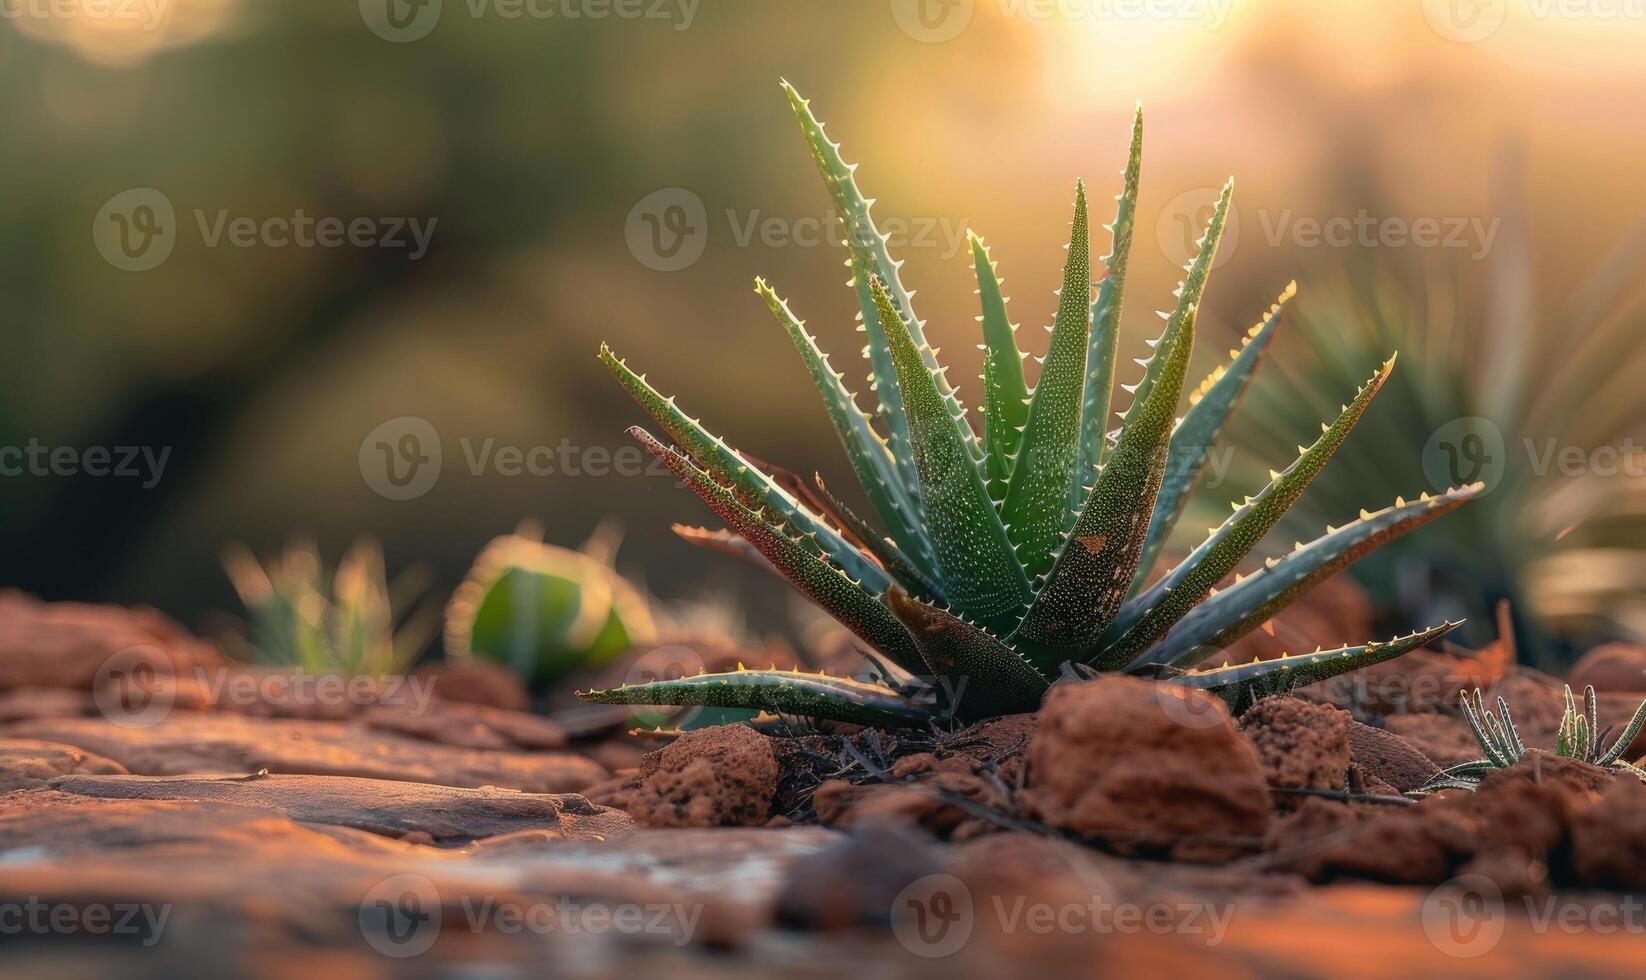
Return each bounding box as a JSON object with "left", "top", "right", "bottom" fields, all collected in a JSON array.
[
  {"left": 1239, "top": 696, "right": 1351, "bottom": 793},
  {"left": 1345, "top": 722, "right": 1441, "bottom": 792},
  {"left": 1569, "top": 643, "right": 1646, "bottom": 694},
  {"left": 1569, "top": 776, "right": 1646, "bottom": 888},
  {"left": 1022, "top": 677, "right": 1270, "bottom": 862},
  {"left": 629, "top": 724, "right": 780, "bottom": 827}
]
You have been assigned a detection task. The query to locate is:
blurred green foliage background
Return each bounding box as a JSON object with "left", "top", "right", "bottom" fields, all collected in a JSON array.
[{"left": 4, "top": 0, "right": 1645, "bottom": 658}]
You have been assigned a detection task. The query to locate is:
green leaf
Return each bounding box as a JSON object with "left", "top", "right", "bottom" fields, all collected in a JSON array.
[
  {"left": 1116, "top": 178, "right": 1232, "bottom": 435},
  {"left": 1097, "top": 355, "right": 1397, "bottom": 669},
  {"left": 756, "top": 278, "right": 932, "bottom": 569},
  {"left": 580, "top": 668, "right": 935, "bottom": 728},
  {"left": 599, "top": 343, "right": 889, "bottom": 591},
  {"left": 783, "top": 81, "right": 981, "bottom": 482},
  {"left": 1133, "top": 281, "right": 1295, "bottom": 591},
  {"left": 1000, "top": 182, "right": 1093, "bottom": 580},
  {"left": 1075, "top": 104, "right": 1143, "bottom": 489},
  {"left": 1133, "top": 482, "right": 1482, "bottom": 669},
  {"left": 629, "top": 425, "right": 926, "bottom": 675},
  {"left": 884, "top": 588, "right": 1049, "bottom": 722},
  {"left": 1171, "top": 621, "right": 1463, "bottom": 713},
  {"left": 813, "top": 476, "right": 947, "bottom": 603},
  {"left": 1008, "top": 304, "right": 1197, "bottom": 671},
  {"left": 870, "top": 276, "right": 1032, "bottom": 632},
  {"left": 971, "top": 231, "right": 1030, "bottom": 501},
  {"left": 1597, "top": 696, "right": 1646, "bottom": 766}
]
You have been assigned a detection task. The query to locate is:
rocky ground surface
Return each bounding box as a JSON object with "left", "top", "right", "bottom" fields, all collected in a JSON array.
[{"left": 4, "top": 589, "right": 1646, "bottom": 977}]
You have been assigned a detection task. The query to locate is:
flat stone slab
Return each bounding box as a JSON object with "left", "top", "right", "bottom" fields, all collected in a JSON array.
[
  {"left": 41, "top": 772, "right": 632, "bottom": 844},
  {"left": 8, "top": 712, "right": 607, "bottom": 793}
]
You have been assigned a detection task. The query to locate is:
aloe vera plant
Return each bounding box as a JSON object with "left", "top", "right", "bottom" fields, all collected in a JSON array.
[
  {"left": 1421, "top": 685, "right": 1646, "bottom": 791},
  {"left": 581, "top": 83, "right": 1477, "bottom": 728}
]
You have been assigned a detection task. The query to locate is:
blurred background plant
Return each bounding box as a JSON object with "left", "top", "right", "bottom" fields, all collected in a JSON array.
[
  {"left": 4, "top": 1, "right": 1646, "bottom": 668},
  {"left": 1204, "top": 205, "right": 1646, "bottom": 668},
  {"left": 220, "top": 537, "right": 438, "bottom": 676},
  {"left": 445, "top": 522, "right": 656, "bottom": 688}
]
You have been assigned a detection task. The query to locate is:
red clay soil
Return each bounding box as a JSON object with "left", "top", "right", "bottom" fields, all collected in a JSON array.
[
  {"left": 1239, "top": 696, "right": 1352, "bottom": 792},
  {"left": 8, "top": 594, "right": 1646, "bottom": 975},
  {"left": 1021, "top": 677, "right": 1271, "bottom": 862},
  {"left": 628, "top": 724, "right": 782, "bottom": 827}
]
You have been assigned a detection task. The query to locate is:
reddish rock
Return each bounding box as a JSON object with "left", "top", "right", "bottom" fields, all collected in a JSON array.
[
  {"left": 1383, "top": 712, "right": 1480, "bottom": 767},
  {"left": 629, "top": 725, "right": 779, "bottom": 827},
  {"left": 8, "top": 712, "right": 606, "bottom": 793},
  {"left": 413, "top": 658, "right": 530, "bottom": 711},
  {"left": 0, "top": 591, "right": 224, "bottom": 693},
  {"left": 0, "top": 739, "right": 126, "bottom": 791},
  {"left": 773, "top": 822, "right": 944, "bottom": 931},
  {"left": 364, "top": 700, "right": 569, "bottom": 751},
  {"left": 1346, "top": 722, "right": 1441, "bottom": 792},
  {"left": 1022, "top": 678, "right": 1270, "bottom": 862},
  {"left": 1239, "top": 696, "right": 1352, "bottom": 793},
  {"left": 1569, "top": 643, "right": 1646, "bottom": 694}
]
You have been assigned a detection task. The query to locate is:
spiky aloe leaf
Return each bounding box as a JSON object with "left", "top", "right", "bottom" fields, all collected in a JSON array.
[
  {"left": 1173, "top": 621, "right": 1463, "bottom": 713},
  {"left": 672, "top": 524, "right": 776, "bottom": 575},
  {"left": 1008, "top": 305, "right": 1197, "bottom": 671},
  {"left": 814, "top": 477, "right": 947, "bottom": 603},
  {"left": 1134, "top": 483, "right": 1482, "bottom": 670},
  {"left": 870, "top": 276, "right": 1032, "bottom": 632},
  {"left": 1597, "top": 696, "right": 1646, "bottom": 766},
  {"left": 971, "top": 232, "right": 1030, "bottom": 501},
  {"left": 580, "top": 668, "right": 935, "bottom": 728},
  {"left": 783, "top": 81, "right": 980, "bottom": 482},
  {"left": 1098, "top": 355, "right": 1396, "bottom": 669},
  {"left": 1133, "top": 282, "right": 1296, "bottom": 590},
  {"left": 756, "top": 278, "right": 932, "bottom": 570},
  {"left": 884, "top": 589, "right": 1049, "bottom": 722},
  {"left": 1075, "top": 104, "right": 1143, "bottom": 488},
  {"left": 630, "top": 426, "right": 926, "bottom": 675},
  {"left": 1000, "top": 182, "right": 1093, "bottom": 579},
  {"left": 599, "top": 344, "right": 890, "bottom": 591},
  {"left": 1117, "top": 178, "right": 1232, "bottom": 434}
]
